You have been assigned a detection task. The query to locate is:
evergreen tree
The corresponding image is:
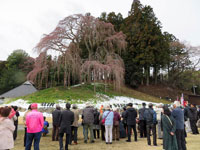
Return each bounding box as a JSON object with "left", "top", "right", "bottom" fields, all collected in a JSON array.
[{"left": 122, "top": 0, "right": 169, "bottom": 86}]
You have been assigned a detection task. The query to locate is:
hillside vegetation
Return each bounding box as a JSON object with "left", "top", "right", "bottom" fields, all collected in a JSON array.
[{"left": 13, "top": 84, "right": 170, "bottom": 104}]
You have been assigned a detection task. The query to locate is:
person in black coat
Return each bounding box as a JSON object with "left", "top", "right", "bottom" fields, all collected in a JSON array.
[
  {"left": 125, "top": 103, "right": 137, "bottom": 142},
  {"left": 52, "top": 105, "right": 61, "bottom": 141},
  {"left": 121, "top": 107, "right": 127, "bottom": 135},
  {"left": 190, "top": 104, "right": 199, "bottom": 134},
  {"left": 59, "top": 103, "right": 74, "bottom": 150}
]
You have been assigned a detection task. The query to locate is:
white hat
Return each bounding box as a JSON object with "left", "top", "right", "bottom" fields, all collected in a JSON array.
[
  {"left": 105, "top": 105, "right": 110, "bottom": 110},
  {"left": 173, "top": 101, "right": 180, "bottom": 107}
]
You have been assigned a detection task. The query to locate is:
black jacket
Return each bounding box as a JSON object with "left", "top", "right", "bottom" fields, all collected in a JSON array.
[
  {"left": 94, "top": 110, "right": 100, "bottom": 125},
  {"left": 190, "top": 107, "right": 198, "bottom": 121},
  {"left": 122, "top": 111, "right": 127, "bottom": 124},
  {"left": 59, "top": 109, "right": 74, "bottom": 134},
  {"left": 184, "top": 106, "right": 193, "bottom": 120},
  {"left": 125, "top": 107, "right": 137, "bottom": 126},
  {"left": 52, "top": 109, "right": 61, "bottom": 126}
]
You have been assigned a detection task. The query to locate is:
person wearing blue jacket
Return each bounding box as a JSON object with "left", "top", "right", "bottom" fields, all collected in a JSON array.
[
  {"left": 103, "top": 105, "right": 114, "bottom": 144},
  {"left": 172, "top": 101, "right": 186, "bottom": 150},
  {"left": 42, "top": 117, "right": 49, "bottom": 136}
]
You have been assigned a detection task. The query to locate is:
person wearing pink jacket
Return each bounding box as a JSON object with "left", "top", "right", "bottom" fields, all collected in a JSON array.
[{"left": 25, "top": 103, "right": 44, "bottom": 150}]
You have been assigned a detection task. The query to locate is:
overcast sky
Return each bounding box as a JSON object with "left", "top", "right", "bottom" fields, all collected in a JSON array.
[{"left": 0, "top": 0, "right": 199, "bottom": 60}]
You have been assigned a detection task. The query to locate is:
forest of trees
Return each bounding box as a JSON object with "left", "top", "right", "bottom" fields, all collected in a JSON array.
[{"left": 0, "top": 0, "right": 200, "bottom": 95}]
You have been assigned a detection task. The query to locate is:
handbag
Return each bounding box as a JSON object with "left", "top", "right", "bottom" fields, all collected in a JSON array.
[
  {"left": 101, "top": 111, "right": 111, "bottom": 125},
  {"left": 114, "top": 120, "right": 119, "bottom": 126},
  {"left": 196, "top": 119, "right": 200, "bottom": 128}
]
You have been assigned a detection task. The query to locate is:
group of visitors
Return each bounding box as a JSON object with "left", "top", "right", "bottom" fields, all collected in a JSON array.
[
  {"left": 51, "top": 101, "right": 199, "bottom": 150},
  {"left": 0, "top": 100, "right": 200, "bottom": 150}
]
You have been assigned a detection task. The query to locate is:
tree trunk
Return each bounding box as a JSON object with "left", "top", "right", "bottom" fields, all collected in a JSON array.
[
  {"left": 68, "top": 72, "right": 70, "bottom": 88},
  {"left": 93, "top": 70, "right": 96, "bottom": 92},
  {"left": 154, "top": 65, "right": 158, "bottom": 85},
  {"left": 146, "top": 66, "right": 150, "bottom": 86},
  {"left": 64, "top": 71, "right": 67, "bottom": 87},
  {"left": 45, "top": 71, "right": 48, "bottom": 89}
]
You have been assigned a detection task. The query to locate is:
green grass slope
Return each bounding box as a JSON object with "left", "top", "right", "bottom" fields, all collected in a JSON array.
[{"left": 13, "top": 84, "right": 170, "bottom": 104}]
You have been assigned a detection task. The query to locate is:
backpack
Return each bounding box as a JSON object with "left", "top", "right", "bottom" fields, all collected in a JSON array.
[{"left": 144, "top": 108, "right": 153, "bottom": 123}]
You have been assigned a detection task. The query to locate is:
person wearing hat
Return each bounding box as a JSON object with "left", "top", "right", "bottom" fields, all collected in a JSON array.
[
  {"left": 82, "top": 102, "right": 95, "bottom": 143},
  {"left": 138, "top": 103, "right": 147, "bottom": 138},
  {"left": 25, "top": 103, "right": 44, "bottom": 150},
  {"left": 103, "top": 105, "right": 114, "bottom": 144},
  {"left": 52, "top": 104, "right": 61, "bottom": 141},
  {"left": 144, "top": 103, "right": 157, "bottom": 146},
  {"left": 125, "top": 103, "right": 138, "bottom": 142}
]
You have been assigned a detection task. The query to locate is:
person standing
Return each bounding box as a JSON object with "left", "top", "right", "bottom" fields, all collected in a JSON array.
[
  {"left": 125, "top": 103, "right": 137, "bottom": 142},
  {"left": 184, "top": 103, "right": 192, "bottom": 133},
  {"left": 25, "top": 103, "right": 44, "bottom": 150},
  {"left": 121, "top": 107, "right": 127, "bottom": 135},
  {"left": 71, "top": 104, "right": 79, "bottom": 144},
  {"left": 155, "top": 103, "right": 163, "bottom": 139},
  {"left": 93, "top": 108, "right": 100, "bottom": 139},
  {"left": 52, "top": 104, "right": 61, "bottom": 141},
  {"left": 0, "top": 107, "right": 15, "bottom": 150},
  {"left": 13, "top": 106, "right": 20, "bottom": 140},
  {"left": 172, "top": 101, "right": 186, "bottom": 150},
  {"left": 144, "top": 103, "right": 157, "bottom": 146},
  {"left": 103, "top": 105, "right": 114, "bottom": 144},
  {"left": 59, "top": 103, "right": 74, "bottom": 150},
  {"left": 113, "top": 108, "right": 121, "bottom": 141},
  {"left": 138, "top": 103, "right": 147, "bottom": 138},
  {"left": 82, "top": 103, "right": 95, "bottom": 143},
  {"left": 190, "top": 104, "right": 199, "bottom": 134},
  {"left": 162, "top": 106, "right": 178, "bottom": 150},
  {"left": 23, "top": 105, "right": 32, "bottom": 147},
  {"left": 99, "top": 109, "right": 106, "bottom": 141}
]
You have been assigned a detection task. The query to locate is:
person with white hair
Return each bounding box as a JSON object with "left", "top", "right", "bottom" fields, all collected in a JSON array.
[
  {"left": 172, "top": 101, "right": 186, "bottom": 150},
  {"left": 102, "top": 105, "right": 114, "bottom": 144}
]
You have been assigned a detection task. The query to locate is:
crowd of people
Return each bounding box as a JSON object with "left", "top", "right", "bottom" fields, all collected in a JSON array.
[{"left": 0, "top": 100, "right": 200, "bottom": 150}]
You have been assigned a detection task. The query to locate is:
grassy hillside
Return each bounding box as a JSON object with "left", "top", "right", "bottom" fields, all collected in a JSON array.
[{"left": 12, "top": 83, "right": 170, "bottom": 104}]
